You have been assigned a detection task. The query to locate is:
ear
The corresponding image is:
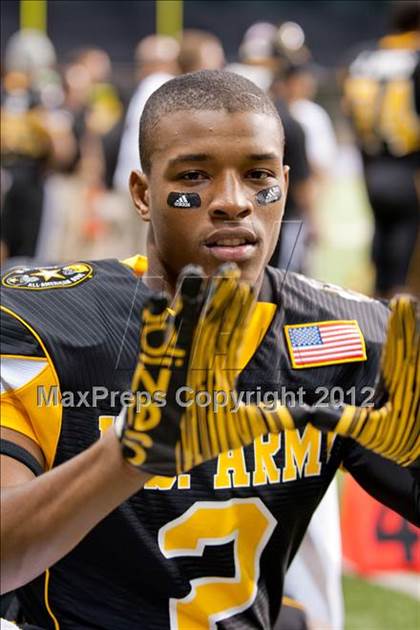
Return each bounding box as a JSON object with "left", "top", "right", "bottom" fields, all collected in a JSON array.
[
  {"left": 129, "top": 170, "right": 151, "bottom": 222},
  {"left": 283, "top": 165, "right": 290, "bottom": 200}
]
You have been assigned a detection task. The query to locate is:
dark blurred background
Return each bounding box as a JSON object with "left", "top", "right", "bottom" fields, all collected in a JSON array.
[{"left": 2, "top": 0, "right": 392, "bottom": 77}]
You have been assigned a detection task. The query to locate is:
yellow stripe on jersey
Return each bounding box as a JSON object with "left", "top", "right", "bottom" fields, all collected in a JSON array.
[
  {"left": 236, "top": 303, "right": 277, "bottom": 372},
  {"left": 1, "top": 363, "right": 61, "bottom": 469},
  {"left": 120, "top": 254, "right": 148, "bottom": 276},
  {"left": 1, "top": 306, "right": 63, "bottom": 469}
]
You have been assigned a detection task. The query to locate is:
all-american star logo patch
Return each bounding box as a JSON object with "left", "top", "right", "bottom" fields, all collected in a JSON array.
[
  {"left": 2, "top": 263, "right": 94, "bottom": 290},
  {"left": 284, "top": 320, "right": 367, "bottom": 369}
]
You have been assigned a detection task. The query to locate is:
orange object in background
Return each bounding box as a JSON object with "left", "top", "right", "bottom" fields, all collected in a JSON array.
[{"left": 341, "top": 475, "right": 420, "bottom": 574}]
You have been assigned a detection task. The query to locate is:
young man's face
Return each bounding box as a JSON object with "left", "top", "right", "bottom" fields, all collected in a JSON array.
[{"left": 131, "top": 109, "right": 288, "bottom": 287}]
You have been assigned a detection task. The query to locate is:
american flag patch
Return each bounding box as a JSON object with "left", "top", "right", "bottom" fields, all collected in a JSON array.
[{"left": 284, "top": 320, "right": 367, "bottom": 369}]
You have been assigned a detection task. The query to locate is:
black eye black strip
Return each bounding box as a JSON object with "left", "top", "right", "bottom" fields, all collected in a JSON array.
[
  {"left": 167, "top": 192, "right": 202, "bottom": 208},
  {"left": 256, "top": 185, "right": 282, "bottom": 206}
]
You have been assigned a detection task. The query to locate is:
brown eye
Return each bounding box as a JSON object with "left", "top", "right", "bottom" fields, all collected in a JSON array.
[
  {"left": 179, "top": 171, "right": 207, "bottom": 181},
  {"left": 247, "top": 170, "right": 271, "bottom": 180}
]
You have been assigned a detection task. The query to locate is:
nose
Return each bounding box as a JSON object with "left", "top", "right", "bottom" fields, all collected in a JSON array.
[{"left": 208, "top": 172, "right": 253, "bottom": 220}]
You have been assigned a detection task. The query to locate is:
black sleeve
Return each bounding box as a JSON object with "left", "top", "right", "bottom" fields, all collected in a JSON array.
[
  {"left": 0, "top": 309, "right": 44, "bottom": 357},
  {"left": 342, "top": 438, "right": 420, "bottom": 526},
  {"left": 0, "top": 440, "right": 44, "bottom": 477}
]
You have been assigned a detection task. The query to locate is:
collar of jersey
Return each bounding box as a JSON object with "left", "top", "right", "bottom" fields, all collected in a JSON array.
[{"left": 120, "top": 255, "right": 277, "bottom": 371}]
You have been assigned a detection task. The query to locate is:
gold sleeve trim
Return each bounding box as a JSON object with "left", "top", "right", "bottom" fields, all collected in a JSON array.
[
  {"left": 1, "top": 354, "right": 47, "bottom": 361},
  {"left": 1, "top": 397, "right": 39, "bottom": 445},
  {"left": 44, "top": 569, "right": 60, "bottom": 629},
  {"left": 0, "top": 306, "right": 63, "bottom": 469}
]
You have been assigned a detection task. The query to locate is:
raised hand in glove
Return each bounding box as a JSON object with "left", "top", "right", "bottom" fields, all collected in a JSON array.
[
  {"left": 115, "top": 265, "right": 204, "bottom": 475},
  {"left": 307, "top": 296, "right": 420, "bottom": 466},
  {"left": 177, "top": 266, "right": 299, "bottom": 472},
  {"left": 116, "top": 264, "right": 298, "bottom": 476}
]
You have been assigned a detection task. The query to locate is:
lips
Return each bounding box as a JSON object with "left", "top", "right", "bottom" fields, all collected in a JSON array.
[
  {"left": 209, "top": 237, "right": 248, "bottom": 247},
  {"left": 202, "top": 228, "right": 258, "bottom": 262}
]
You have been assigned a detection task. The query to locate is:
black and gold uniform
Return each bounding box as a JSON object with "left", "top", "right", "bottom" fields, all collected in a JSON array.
[
  {"left": 1, "top": 257, "right": 419, "bottom": 629},
  {"left": 343, "top": 31, "right": 420, "bottom": 294}
]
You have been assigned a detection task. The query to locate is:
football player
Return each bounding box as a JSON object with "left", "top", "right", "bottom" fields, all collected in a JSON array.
[
  {"left": 342, "top": 1, "right": 420, "bottom": 297},
  {"left": 1, "top": 70, "right": 418, "bottom": 629}
]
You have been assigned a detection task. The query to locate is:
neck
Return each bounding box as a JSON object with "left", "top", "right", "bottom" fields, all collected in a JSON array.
[{"left": 143, "top": 243, "right": 178, "bottom": 297}]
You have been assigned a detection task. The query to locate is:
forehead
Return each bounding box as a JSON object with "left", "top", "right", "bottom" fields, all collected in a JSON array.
[{"left": 151, "top": 109, "right": 284, "bottom": 166}]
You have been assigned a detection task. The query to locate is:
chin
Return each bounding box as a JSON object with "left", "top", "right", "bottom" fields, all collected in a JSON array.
[
  {"left": 201, "top": 258, "right": 255, "bottom": 281},
  {"left": 237, "top": 268, "right": 262, "bottom": 286},
  {"left": 234, "top": 259, "right": 265, "bottom": 286},
  {"left": 180, "top": 249, "right": 265, "bottom": 286}
]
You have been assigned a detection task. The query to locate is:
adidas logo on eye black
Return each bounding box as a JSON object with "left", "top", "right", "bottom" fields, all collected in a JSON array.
[
  {"left": 264, "top": 187, "right": 280, "bottom": 203},
  {"left": 174, "top": 195, "right": 191, "bottom": 208}
]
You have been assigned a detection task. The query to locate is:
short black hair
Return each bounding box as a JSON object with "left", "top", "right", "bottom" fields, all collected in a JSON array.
[{"left": 139, "top": 69, "right": 283, "bottom": 173}]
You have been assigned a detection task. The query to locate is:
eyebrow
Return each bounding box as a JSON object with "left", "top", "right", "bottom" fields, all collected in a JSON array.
[
  {"left": 246, "top": 152, "right": 278, "bottom": 161},
  {"left": 168, "top": 154, "right": 211, "bottom": 167},
  {"left": 167, "top": 151, "right": 280, "bottom": 168}
]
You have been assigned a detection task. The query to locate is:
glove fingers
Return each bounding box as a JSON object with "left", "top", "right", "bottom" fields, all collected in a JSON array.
[
  {"left": 380, "top": 297, "right": 401, "bottom": 395},
  {"left": 189, "top": 264, "right": 242, "bottom": 369},
  {"left": 380, "top": 296, "right": 419, "bottom": 465},
  {"left": 197, "top": 281, "right": 256, "bottom": 460},
  {"left": 213, "top": 281, "right": 253, "bottom": 358},
  {"left": 201, "top": 263, "right": 241, "bottom": 322},
  {"left": 177, "top": 265, "right": 205, "bottom": 300},
  {"left": 127, "top": 293, "right": 172, "bottom": 438},
  {"left": 382, "top": 296, "right": 417, "bottom": 396},
  {"left": 172, "top": 265, "right": 205, "bottom": 349},
  {"left": 130, "top": 293, "right": 172, "bottom": 392}
]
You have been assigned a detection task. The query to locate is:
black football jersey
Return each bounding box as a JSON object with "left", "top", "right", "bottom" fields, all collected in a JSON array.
[
  {"left": 1, "top": 258, "right": 418, "bottom": 629},
  {"left": 343, "top": 33, "right": 420, "bottom": 159}
]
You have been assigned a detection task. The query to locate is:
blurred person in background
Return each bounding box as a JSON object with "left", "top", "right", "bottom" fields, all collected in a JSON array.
[
  {"left": 226, "top": 21, "right": 279, "bottom": 92},
  {"left": 282, "top": 63, "right": 337, "bottom": 192},
  {"left": 112, "top": 34, "right": 180, "bottom": 255},
  {"left": 1, "top": 29, "right": 77, "bottom": 269},
  {"left": 61, "top": 46, "right": 124, "bottom": 184},
  {"left": 342, "top": 0, "right": 420, "bottom": 298},
  {"left": 1, "top": 69, "right": 52, "bottom": 265},
  {"left": 76, "top": 48, "right": 125, "bottom": 189},
  {"left": 38, "top": 45, "right": 131, "bottom": 262},
  {"left": 269, "top": 66, "right": 314, "bottom": 274},
  {"left": 268, "top": 25, "right": 316, "bottom": 275},
  {"left": 177, "top": 29, "right": 225, "bottom": 74},
  {"left": 113, "top": 34, "right": 180, "bottom": 191}
]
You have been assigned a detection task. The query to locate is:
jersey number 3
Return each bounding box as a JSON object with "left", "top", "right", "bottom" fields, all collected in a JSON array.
[{"left": 158, "top": 498, "right": 277, "bottom": 629}]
